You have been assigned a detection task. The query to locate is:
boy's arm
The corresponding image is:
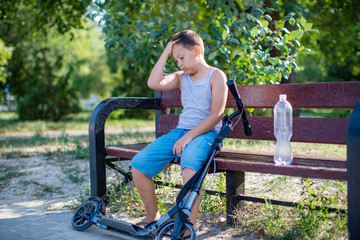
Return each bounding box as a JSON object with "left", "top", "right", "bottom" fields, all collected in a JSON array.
[
  {"left": 147, "top": 41, "right": 182, "bottom": 91},
  {"left": 173, "top": 69, "right": 228, "bottom": 157}
]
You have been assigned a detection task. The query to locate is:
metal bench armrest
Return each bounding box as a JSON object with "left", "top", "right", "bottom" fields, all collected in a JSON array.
[{"left": 89, "top": 97, "right": 161, "bottom": 196}]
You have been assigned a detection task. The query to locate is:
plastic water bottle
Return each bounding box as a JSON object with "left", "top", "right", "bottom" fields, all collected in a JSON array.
[{"left": 274, "top": 94, "right": 293, "bottom": 165}]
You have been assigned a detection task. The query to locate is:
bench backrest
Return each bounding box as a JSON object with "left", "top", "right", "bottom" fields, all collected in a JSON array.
[{"left": 158, "top": 82, "right": 360, "bottom": 144}]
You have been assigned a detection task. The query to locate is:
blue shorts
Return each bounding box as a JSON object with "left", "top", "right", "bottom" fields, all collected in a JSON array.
[{"left": 130, "top": 128, "right": 218, "bottom": 178}]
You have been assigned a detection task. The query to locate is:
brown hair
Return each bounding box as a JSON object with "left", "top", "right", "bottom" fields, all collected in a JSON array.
[{"left": 171, "top": 30, "right": 205, "bottom": 54}]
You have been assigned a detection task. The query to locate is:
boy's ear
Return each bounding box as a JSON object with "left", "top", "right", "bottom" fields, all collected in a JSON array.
[{"left": 194, "top": 45, "right": 201, "bottom": 57}]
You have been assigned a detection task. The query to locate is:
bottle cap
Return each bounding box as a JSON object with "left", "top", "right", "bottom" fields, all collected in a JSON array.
[{"left": 279, "top": 94, "right": 287, "bottom": 100}]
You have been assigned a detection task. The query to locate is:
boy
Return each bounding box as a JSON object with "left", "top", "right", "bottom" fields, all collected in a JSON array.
[{"left": 130, "top": 30, "right": 228, "bottom": 227}]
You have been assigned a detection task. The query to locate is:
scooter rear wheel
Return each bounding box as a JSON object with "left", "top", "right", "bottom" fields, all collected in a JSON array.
[
  {"left": 72, "top": 200, "right": 100, "bottom": 231},
  {"left": 156, "top": 220, "right": 196, "bottom": 240}
]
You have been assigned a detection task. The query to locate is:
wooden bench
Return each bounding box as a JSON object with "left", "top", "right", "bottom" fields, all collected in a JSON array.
[{"left": 89, "top": 81, "right": 360, "bottom": 239}]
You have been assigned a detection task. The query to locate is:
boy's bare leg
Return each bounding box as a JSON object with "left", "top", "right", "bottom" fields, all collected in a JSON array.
[
  {"left": 132, "top": 167, "right": 160, "bottom": 224},
  {"left": 182, "top": 167, "right": 202, "bottom": 225}
]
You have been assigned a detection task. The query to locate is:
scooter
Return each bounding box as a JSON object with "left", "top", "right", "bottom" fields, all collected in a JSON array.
[{"left": 71, "top": 80, "right": 253, "bottom": 239}]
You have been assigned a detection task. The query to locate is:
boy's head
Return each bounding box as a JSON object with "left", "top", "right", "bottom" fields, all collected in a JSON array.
[{"left": 171, "top": 30, "right": 205, "bottom": 56}]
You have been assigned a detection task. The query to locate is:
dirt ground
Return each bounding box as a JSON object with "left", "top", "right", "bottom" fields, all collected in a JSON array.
[{"left": 0, "top": 152, "right": 263, "bottom": 240}]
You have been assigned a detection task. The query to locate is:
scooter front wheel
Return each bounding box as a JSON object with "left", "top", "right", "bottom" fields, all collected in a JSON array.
[
  {"left": 87, "top": 196, "right": 106, "bottom": 214},
  {"left": 156, "top": 220, "right": 196, "bottom": 240},
  {"left": 72, "top": 200, "right": 100, "bottom": 231}
]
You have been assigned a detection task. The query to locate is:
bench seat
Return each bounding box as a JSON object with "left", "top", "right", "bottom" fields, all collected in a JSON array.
[{"left": 106, "top": 144, "right": 346, "bottom": 181}]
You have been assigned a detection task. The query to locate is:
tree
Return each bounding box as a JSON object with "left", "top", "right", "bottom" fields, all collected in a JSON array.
[
  {"left": 0, "top": 38, "right": 12, "bottom": 89},
  {"left": 16, "top": 29, "right": 85, "bottom": 120},
  {"left": 296, "top": 0, "right": 360, "bottom": 82},
  {"left": 11, "top": 22, "right": 112, "bottom": 121},
  {"left": 0, "top": 38, "right": 12, "bottom": 106},
  {"left": 0, "top": 0, "right": 93, "bottom": 120},
  {"left": 92, "top": 0, "right": 313, "bottom": 91}
]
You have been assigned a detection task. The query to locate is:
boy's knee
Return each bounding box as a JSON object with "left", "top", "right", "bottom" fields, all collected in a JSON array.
[
  {"left": 131, "top": 166, "right": 139, "bottom": 176},
  {"left": 182, "top": 167, "right": 196, "bottom": 174},
  {"left": 181, "top": 167, "right": 197, "bottom": 183},
  {"left": 132, "top": 167, "right": 154, "bottom": 184},
  {"left": 131, "top": 166, "right": 146, "bottom": 177}
]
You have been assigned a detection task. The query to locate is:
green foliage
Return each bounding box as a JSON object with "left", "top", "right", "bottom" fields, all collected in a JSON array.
[
  {"left": 235, "top": 179, "right": 347, "bottom": 239},
  {"left": 201, "top": 172, "right": 226, "bottom": 213},
  {"left": 0, "top": 0, "right": 95, "bottom": 120},
  {"left": 15, "top": 29, "right": 83, "bottom": 121},
  {"left": 12, "top": 22, "right": 115, "bottom": 121},
  {"left": 107, "top": 184, "right": 146, "bottom": 215},
  {"left": 296, "top": 0, "right": 360, "bottom": 82},
  {"left": 94, "top": 0, "right": 313, "bottom": 86},
  {"left": 295, "top": 179, "right": 348, "bottom": 239},
  {"left": 0, "top": 0, "right": 91, "bottom": 35},
  {"left": 0, "top": 39, "right": 12, "bottom": 87},
  {"left": 66, "top": 184, "right": 91, "bottom": 209},
  {"left": 70, "top": 25, "right": 114, "bottom": 100}
]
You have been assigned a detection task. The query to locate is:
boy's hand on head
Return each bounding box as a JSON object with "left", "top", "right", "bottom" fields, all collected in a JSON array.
[{"left": 164, "top": 40, "right": 179, "bottom": 57}]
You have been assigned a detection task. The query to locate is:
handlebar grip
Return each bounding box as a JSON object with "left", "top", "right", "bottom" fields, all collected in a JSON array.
[
  {"left": 227, "top": 80, "right": 254, "bottom": 137},
  {"left": 226, "top": 80, "right": 241, "bottom": 102},
  {"left": 242, "top": 118, "right": 253, "bottom": 136}
]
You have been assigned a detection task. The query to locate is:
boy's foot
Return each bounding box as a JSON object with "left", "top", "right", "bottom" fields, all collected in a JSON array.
[
  {"left": 135, "top": 213, "right": 161, "bottom": 228},
  {"left": 137, "top": 211, "right": 161, "bottom": 225}
]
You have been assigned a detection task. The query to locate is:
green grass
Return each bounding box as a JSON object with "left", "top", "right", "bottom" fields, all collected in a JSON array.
[
  {"left": 17, "top": 180, "right": 64, "bottom": 198},
  {"left": 0, "top": 111, "right": 153, "bottom": 134},
  {"left": 0, "top": 165, "right": 27, "bottom": 192},
  {"left": 234, "top": 179, "right": 347, "bottom": 239},
  {"left": 0, "top": 168, "right": 26, "bottom": 181},
  {"left": 0, "top": 131, "right": 155, "bottom": 161},
  {"left": 0, "top": 110, "right": 155, "bottom": 160}
]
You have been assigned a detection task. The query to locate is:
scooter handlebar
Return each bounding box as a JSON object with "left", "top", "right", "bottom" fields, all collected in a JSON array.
[
  {"left": 226, "top": 80, "right": 241, "bottom": 102},
  {"left": 226, "top": 80, "right": 253, "bottom": 137},
  {"left": 242, "top": 118, "right": 253, "bottom": 137}
]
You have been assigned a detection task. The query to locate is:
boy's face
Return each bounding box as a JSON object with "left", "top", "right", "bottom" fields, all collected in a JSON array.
[{"left": 172, "top": 43, "right": 198, "bottom": 74}]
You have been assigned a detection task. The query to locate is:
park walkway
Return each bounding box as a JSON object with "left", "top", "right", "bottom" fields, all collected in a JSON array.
[
  {"left": 0, "top": 127, "right": 155, "bottom": 140},
  {"left": 0, "top": 199, "right": 140, "bottom": 240}
]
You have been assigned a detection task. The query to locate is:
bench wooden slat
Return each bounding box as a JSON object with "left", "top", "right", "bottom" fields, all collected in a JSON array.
[
  {"left": 105, "top": 145, "right": 346, "bottom": 181},
  {"left": 106, "top": 143, "right": 149, "bottom": 159},
  {"left": 161, "top": 82, "right": 360, "bottom": 109},
  {"left": 218, "top": 149, "right": 346, "bottom": 168},
  {"left": 215, "top": 157, "right": 346, "bottom": 181},
  {"left": 158, "top": 114, "right": 349, "bottom": 144}
]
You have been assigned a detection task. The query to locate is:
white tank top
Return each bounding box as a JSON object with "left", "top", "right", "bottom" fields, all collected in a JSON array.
[{"left": 177, "top": 68, "right": 222, "bottom": 132}]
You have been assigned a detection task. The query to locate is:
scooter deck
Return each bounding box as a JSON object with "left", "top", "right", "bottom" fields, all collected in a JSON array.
[{"left": 98, "top": 216, "right": 154, "bottom": 238}]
